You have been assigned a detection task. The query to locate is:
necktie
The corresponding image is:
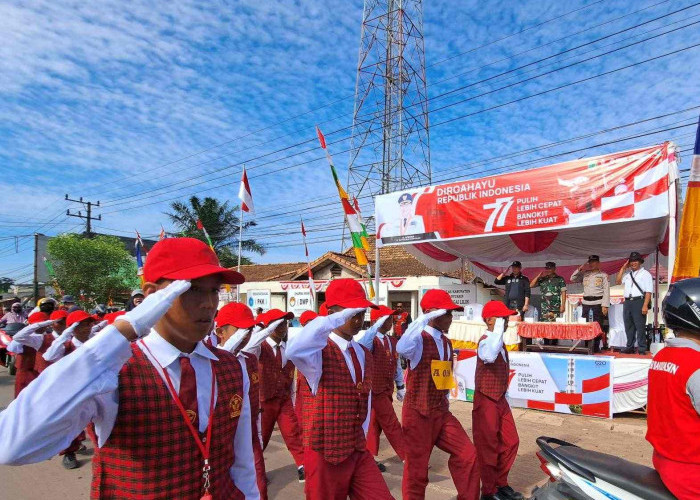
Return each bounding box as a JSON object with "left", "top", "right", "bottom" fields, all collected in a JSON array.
[
  {"left": 441, "top": 335, "right": 449, "bottom": 361},
  {"left": 275, "top": 344, "right": 282, "bottom": 367},
  {"left": 383, "top": 335, "right": 391, "bottom": 354},
  {"left": 179, "top": 356, "right": 199, "bottom": 431},
  {"left": 348, "top": 345, "right": 364, "bottom": 389}
]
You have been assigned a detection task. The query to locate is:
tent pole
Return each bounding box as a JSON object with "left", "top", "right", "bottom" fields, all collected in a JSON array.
[
  {"left": 374, "top": 239, "right": 381, "bottom": 305},
  {"left": 460, "top": 258, "right": 466, "bottom": 284},
  {"left": 654, "top": 246, "right": 660, "bottom": 332}
]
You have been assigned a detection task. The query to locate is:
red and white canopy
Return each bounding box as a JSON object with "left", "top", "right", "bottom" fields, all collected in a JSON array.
[{"left": 375, "top": 143, "right": 680, "bottom": 282}]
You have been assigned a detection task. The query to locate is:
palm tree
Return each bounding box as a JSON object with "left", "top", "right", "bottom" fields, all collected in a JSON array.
[{"left": 166, "top": 196, "right": 264, "bottom": 267}]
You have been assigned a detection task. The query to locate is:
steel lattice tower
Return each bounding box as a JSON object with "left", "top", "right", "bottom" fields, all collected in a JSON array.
[{"left": 347, "top": 0, "right": 431, "bottom": 203}]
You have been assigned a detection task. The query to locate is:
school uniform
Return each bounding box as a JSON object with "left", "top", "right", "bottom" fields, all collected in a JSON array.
[
  {"left": 258, "top": 338, "right": 304, "bottom": 466},
  {"left": 398, "top": 325, "right": 479, "bottom": 500},
  {"left": 0, "top": 327, "right": 259, "bottom": 499}
]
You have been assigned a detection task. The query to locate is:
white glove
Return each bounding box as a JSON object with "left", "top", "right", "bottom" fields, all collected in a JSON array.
[
  {"left": 90, "top": 320, "right": 109, "bottom": 336},
  {"left": 243, "top": 319, "right": 284, "bottom": 355},
  {"left": 405, "top": 309, "right": 447, "bottom": 337},
  {"left": 221, "top": 328, "right": 253, "bottom": 354},
  {"left": 22, "top": 319, "right": 56, "bottom": 334},
  {"left": 354, "top": 315, "right": 390, "bottom": 349},
  {"left": 61, "top": 322, "right": 78, "bottom": 341},
  {"left": 326, "top": 307, "right": 368, "bottom": 329},
  {"left": 396, "top": 388, "right": 406, "bottom": 402},
  {"left": 117, "top": 280, "right": 191, "bottom": 338}
]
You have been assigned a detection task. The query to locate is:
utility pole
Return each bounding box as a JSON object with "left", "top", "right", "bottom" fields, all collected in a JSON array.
[
  {"left": 33, "top": 233, "right": 39, "bottom": 304},
  {"left": 65, "top": 195, "right": 102, "bottom": 237}
]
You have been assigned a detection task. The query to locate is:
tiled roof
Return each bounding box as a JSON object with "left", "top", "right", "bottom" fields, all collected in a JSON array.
[{"left": 238, "top": 262, "right": 307, "bottom": 282}]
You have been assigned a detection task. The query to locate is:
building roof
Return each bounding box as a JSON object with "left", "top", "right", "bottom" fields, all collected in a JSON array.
[{"left": 238, "top": 235, "right": 474, "bottom": 282}]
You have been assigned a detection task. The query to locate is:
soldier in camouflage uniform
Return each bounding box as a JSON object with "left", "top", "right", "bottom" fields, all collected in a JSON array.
[{"left": 531, "top": 262, "right": 567, "bottom": 346}]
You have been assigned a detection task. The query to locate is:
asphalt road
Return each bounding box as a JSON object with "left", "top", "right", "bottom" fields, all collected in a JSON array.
[{"left": 0, "top": 364, "right": 652, "bottom": 499}]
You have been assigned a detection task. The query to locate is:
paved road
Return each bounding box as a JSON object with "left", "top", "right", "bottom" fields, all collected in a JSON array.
[{"left": 0, "top": 364, "right": 652, "bottom": 498}]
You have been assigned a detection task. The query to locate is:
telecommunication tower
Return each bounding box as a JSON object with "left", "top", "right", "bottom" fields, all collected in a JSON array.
[{"left": 347, "top": 0, "right": 432, "bottom": 203}]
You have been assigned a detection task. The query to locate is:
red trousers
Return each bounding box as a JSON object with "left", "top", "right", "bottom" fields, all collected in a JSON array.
[
  {"left": 653, "top": 451, "right": 700, "bottom": 500},
  {"left": 472, "top": 392, "right": 519, "bottom": 496},
  {"left": 254, "top": 437, "right": 268, "bottom": 500},
  {"left": 402, "top": 406, "right": 479, "bottom": 500},
  {"left": 60, "top": 431, "right": 86, "bottom": 456},
  {"left": 304, "top": 447, "right": 394, "bottom": 500},
  {"left": 261, "top": 396, "right": 304, "bottom": 466},
  {"left": 14, "top": 355, "right": 38, "bottom": 397},
  {"left": 367, "top": 392, "right": 405, "bottom": 460}
]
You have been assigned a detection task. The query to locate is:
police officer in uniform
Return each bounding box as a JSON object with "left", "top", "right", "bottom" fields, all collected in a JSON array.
[
  {"left": 530, "top": 262, "right": 567, "bottom": 346},
  {"left": 571, "top": 255, "right": 610, "bottom": 349},
  {"left": 494, "top": 261, "right": 530, "bottom": 320}
]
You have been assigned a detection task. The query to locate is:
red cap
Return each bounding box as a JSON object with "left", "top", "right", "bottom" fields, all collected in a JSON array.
[
  {"left": 420, "top": 289, "right": 464, "bottom": 312},
  {"left": 370, "top": 305, "right": 395, "bottom": 322},
  {"left": 106, "top": 311, "right": 126, "bottom": 325},
  {"left": 299, "top": 310, "right": 318, "bottom": 326},
  {"left": 318, "top": 302, "right": 328, "bottom": 316},
  {"left": 217, "top": 302, "right": 257, "bottom": 329},
  {"left": 49, "top": 310, "right": 68, "bottom": 321},
  {"left": 66, "top": 310, "right": 95, "bottom": 327},
  {"left": 28, "top": 312, "right": 50, "bottom": 324},
  {"left": 325, "top": 279, "right": 379, "bottom": 310},
  {"left": 259, "top": 308, "right": 294, "bottom": 327},
  {"left": 482, "top": 300, "right": 517, "bottom": 319},
  {"left": 143, "top": 237, "right": 244, "bottom": 285}
]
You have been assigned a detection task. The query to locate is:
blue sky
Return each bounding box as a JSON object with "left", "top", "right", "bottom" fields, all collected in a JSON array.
[{"left": 1, "top": 0, "right": 699, "bottom": 282}]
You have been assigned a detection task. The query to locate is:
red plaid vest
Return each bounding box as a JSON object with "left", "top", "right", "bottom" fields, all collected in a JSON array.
[
  {"left": 404, "top": 331, "right": 451, "bottom": 416},
  {"left": 34, "top": 334, "right": 55, "bottom": 373},
  {"left": 372, "top": 335, "right": 398, "bottom": 396},
  {"left": 302, "top": 339, "right": 372, "bottom": 465},
  {"left": 258, "top": 341, "right": 295, "bottom": 402},
  {"left": 242, "top": 351, "right": 261, "bottom": 437},
  {"left": 90, "top": 343, "right": 245, "bottom": 500},
  {"left": 475, "top": 335, "right": 510, "bottom": 400}
]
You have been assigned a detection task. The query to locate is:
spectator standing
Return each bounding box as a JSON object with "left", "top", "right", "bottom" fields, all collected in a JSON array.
[
  {"left": 617, "top": 252, "right": 653, "bottom": 354},
  {"left": 393, "top": 302, "right": 412, "bottom": 337},
  {"left": 570, "top": 255, "right": 610, "bottom": 341},
  {"left": 0, "top": 302, "right": 26, "bottom": 327},
  {"left": 494, "top": 261, "right": 530, "bottom": 319},
  {"left": 530, "top": 262, "right": 567, "bottom": 346}
]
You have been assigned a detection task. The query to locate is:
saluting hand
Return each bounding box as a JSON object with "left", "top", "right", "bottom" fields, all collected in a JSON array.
[{"left": 116, "top": 280, "right": 191, "bottom": 340}]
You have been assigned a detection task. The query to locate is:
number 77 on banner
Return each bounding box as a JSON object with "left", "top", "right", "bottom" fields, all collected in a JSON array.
[{"left": 483, "top": 197, "right": 514, "bottom": 233}]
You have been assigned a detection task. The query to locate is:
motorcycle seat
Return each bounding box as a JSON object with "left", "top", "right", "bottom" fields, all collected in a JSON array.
[{"left": 557, "top": 445, "right": 676, "bottom": 500}]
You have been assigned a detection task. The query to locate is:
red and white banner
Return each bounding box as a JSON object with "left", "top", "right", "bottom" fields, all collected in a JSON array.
[{"left": 377, "top": 144, "right": 674, "bottom": 245}]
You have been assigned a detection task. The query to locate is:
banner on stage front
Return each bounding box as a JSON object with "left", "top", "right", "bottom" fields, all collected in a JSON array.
[
  {"left": 376, "top": 144, "right": 673, "bottom": 246},
  {"left": 452, "top": 351, "right": 613, "bottom": 418}
]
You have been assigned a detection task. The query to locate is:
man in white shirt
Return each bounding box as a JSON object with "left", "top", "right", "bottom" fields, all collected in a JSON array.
[
  {"left": 0, "top": 237, "right": 259, "bottom": 500},
  {"left": 616, "top": 252, "right": 653, "bottom": 355}
]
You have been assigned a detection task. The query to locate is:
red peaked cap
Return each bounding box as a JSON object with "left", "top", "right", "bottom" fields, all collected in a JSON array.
[
  {"left": 49, "top": 310, "right": 68, "bottom": 321},
  {"left": 66, "top": 310, "right": 96, "bottom": 327},
  {"left": 324, "top": 278, "right": 379, "bottom": 310},
  {"left": 105, "top": 311, "right": 126, "bottom": 325},
  {"left": 217, "top": 302, "right": 257, "bottom": 329},
  {"left": 143, "top": 237, "right": 244, "bottom": 285},
  {"left": 318, "top": 303, "right": 328, "bottom": 316},
  {"left": 370, "top": 305, "right": 395, "bottom": 322},
  {"left": 259, "top": 308, "right": 294, "bottom": 327},
  {"left": 482, "top": 300, "right": 517, "bottom": 319},
  {"left": 299, "top": 310, "right": 318, "bottom": 326},
  {"left": 28, "top": 312, "right": 50, "bottom": 324},
  {"left": 420, "top": 289, "right": 464, "bottom": 312}
]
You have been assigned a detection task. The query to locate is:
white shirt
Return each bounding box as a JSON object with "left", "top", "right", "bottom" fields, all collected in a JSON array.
[
  {"left": 0, "top": 326, "right": 259, "bottom": 499},
  {"left": 355, "top": 330, "right": 404, "bottom": 386},
  {"left": 396, "top": 325, "right": 450, "bottom": 368},
  {"left": 621, "top": 268, "right": 653, "bottom": 298},
  {"left": 477, "top": 328, "right": 508, "bottom": 363},
  {"left": 285, "top": 327, "right": 372, "bottom": 435}
]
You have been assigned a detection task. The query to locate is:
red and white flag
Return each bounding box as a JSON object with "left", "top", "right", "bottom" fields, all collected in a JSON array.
[
  {"left": 301, "top": 218, "right": 315, "bottom": 304},
  {"left": 238, "top": 165, "right": 254, "bottom": 213}
]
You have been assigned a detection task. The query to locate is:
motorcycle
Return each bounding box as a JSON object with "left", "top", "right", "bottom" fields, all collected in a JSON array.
[
  {"left": 0, "top": 323, "right": 24, "bottom": 376},
  {"left": 530, "top": 436, "right": 676, "bottom": 500}
]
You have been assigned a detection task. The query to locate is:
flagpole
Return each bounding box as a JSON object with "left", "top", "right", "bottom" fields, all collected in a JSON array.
[
  {"left": 237, "top": 204, "right": 243, "bottom": 273},
  {"left": 374, "top": 238, "right": 380, "bottom": 305}
]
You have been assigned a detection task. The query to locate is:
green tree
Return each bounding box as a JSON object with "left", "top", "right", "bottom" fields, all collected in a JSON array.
[
  {"left": 0, "top": 277, "right": 13, "bottom": 293},
  {"left": 166, "top": 196, "right": 264, "bottom": 267},
  {"left": 47, "top": 234, "right": 139, "bottom": 307}
]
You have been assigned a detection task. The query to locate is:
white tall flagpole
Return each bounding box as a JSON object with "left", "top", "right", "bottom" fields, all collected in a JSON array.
[{"left": 237, "top": 204, "right": 243, "bottom": 272}]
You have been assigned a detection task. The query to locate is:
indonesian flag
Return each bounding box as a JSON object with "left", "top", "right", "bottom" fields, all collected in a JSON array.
[
  {"left": 673, "top": 115, "right": 700, "bottom": 281},
  {"left": 238, "top": 165, "right": 254, "bottom": 213},
  {"left": 301, "top": 218, "right": 315, "bottom": 305}
]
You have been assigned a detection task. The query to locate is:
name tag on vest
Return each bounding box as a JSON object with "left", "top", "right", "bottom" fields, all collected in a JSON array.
[{"left": 430, "top": 360, "right": 456, "bottom": 390}]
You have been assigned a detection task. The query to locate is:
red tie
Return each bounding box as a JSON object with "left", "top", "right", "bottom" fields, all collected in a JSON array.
[
  {"left": 275, "top": 344, "right": 282, "bottom": 368},
  {"left": 441, "top": 335, "right": 449, "bottom": 361},
  {"left": 348, "top": 345, "right": 364, "bottom": 388},
  {"left": 179, "top": 356, "right": 199, "bottom": 431},
  {"left": 383, "top": 335, "right": 391, "bottom": 354}
]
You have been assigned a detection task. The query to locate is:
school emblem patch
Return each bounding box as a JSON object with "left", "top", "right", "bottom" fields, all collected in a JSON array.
[
  {"left": 251, "top": 372, "right": 259, "bottom": 385},
  {"left": 229, "top": 394, "right": 243, "bottom": 419},
  {"left": 186, "top": 409, "right": 197, "bottom": 424}
]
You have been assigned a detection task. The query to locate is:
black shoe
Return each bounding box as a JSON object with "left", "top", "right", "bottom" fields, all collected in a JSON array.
[
  {"left": 297, "top": 466, "right": 305, "bottom": 483},
  {"left": 481, "top": 494, "right": 508, "bottom": 500},
  {"left": 62, "top": 453, "right": 79, "bottom": 470},
  {"left": 498, "top": 485, "right": 525, "bottom": 500},
  {"left": 621, "top": 347, "right": 633, "bottom": 354},
  {"left": 375, "top": 460, "right": 386, "bottom": 472},
  {"left": 77, "top": 444, "right": 88, "bottom": 455}
]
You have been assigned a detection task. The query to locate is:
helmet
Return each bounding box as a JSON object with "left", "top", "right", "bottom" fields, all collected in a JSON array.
[{"left": 662, "top": 278, "right": 700, "bottom": 336}]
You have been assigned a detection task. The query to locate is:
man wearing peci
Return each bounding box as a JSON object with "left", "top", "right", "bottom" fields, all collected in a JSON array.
[{"left": 616, "top": 252, "right": 653, "bottom": 355}]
